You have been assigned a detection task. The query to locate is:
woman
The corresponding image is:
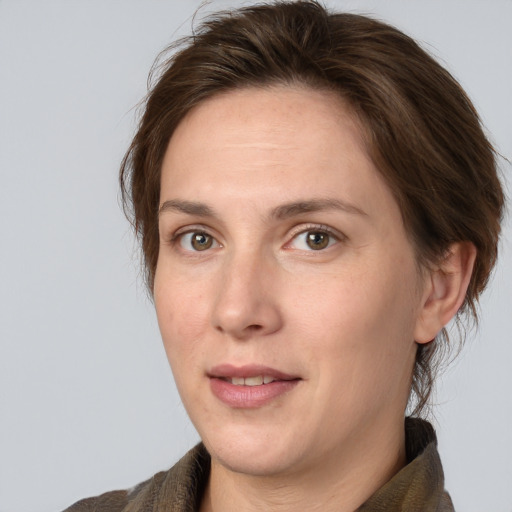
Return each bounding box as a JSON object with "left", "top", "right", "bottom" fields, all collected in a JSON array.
[{"left": 65, "top": 1, "right": 504, "bottom": 510}]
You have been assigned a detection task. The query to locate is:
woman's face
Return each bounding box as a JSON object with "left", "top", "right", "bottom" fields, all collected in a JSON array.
[{"left": 155, "top": 86, "right": 428, "bottom": 477}]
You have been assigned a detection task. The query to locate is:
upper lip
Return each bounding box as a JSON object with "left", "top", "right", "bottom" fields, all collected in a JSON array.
[{"left": 208, "top": 364, "right": 300, "bottom": 381}]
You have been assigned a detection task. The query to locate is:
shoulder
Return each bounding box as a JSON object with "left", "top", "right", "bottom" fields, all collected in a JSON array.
[
  {"left": 62, "top": 444, "right": 210, "bottom": 512},
  {"left": 62, "top": 470, "right": 171, "bottom": 512}
]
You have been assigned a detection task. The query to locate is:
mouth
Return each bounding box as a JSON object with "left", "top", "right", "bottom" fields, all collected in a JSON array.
[
  {"left": 221, "top": 375, "right": 279, "bottom": 386},
  {"left": 208, "top": 364, "right": 301, "bottom": 408},
  {"left": 208, "top": 364, "right": 300, "bottom": 384}
]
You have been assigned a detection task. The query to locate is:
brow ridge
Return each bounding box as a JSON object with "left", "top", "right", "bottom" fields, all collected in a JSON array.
[
  {"left": 159, "top": 199, "right": 216, "bottom": 217},
  {"left": 269, "top": 198, "right": 367, "bottom": 220},
  {"left": 158, "top": 198, "right": 367, "bottom": 220}
]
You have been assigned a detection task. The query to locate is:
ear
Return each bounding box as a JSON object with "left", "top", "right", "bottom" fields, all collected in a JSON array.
[{"left": 414, "top": 242, "right": 477, "bottom": 344}]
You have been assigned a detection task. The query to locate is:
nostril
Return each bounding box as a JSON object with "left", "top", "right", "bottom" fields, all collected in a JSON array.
[{"left": 215, "top": 323, "right": 263, "bottom": 336}]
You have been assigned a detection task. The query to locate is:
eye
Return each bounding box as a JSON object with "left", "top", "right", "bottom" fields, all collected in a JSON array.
[
  {"left": 178, "top": 231, "right": 219, "bottom": 252},
  {"left": 289, "top": 229, "right": 338, "bottom": 251}
]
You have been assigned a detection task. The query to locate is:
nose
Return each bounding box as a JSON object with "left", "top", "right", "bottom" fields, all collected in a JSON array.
[{"left": 211, "top": 250, "right": 283, "bottom": 340}]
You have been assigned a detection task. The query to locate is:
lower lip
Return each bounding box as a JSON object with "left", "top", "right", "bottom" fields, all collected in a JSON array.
[{"left": 209, "top": 378, "right": 300, "bottom": 408}]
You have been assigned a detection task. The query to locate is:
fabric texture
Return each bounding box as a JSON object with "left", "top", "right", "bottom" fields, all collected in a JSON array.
[{"left": 63, "top": 418, "right": 454, "bottom": 512}]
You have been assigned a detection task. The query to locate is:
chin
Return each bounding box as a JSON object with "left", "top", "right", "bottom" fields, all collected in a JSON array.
[
  {"left": 201, "top": 425, "right": 305, "bottom": 477},
  {"left": 210, "top": 445, "right": 298, "bottom": 477}
]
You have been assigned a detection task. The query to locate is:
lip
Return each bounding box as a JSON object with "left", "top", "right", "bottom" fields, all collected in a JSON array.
[
  {"left": 209, "top": 364, "right": 299, "bottom": 380},
  {"left": 208, "top": 364, "right": 301, "bottom": 408}
]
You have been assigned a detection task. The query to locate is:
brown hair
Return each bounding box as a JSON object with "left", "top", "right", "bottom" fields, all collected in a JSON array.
[{"left": 120, "top": 1, "right": 504, "bottom": 415}]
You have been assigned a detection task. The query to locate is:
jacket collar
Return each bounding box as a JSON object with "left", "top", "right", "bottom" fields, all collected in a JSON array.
[{"left": 357, "top": 418, "right": 454, "bottom": 511}]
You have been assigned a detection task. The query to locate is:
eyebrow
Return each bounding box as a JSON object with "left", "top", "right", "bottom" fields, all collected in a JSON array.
[
  {"left": 158, "top": 198, "right": 367, "bottom": 220},
  {"left": 269, "top": 198, "right": 367, "bottom": 220},
  {"left": 159, "top": 199, "right": 215, "bottom": 217}
]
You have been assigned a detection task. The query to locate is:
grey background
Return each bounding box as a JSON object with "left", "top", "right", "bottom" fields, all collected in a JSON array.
[{"left": 1, "top": 1, "right": 510, "bottom": 511}]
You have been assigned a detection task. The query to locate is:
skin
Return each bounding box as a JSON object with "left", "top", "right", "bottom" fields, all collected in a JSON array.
[{"left": 154, "top": 86, "right": 474, "bottom": 512}]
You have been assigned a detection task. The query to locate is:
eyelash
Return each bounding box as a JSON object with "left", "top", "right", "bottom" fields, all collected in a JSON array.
[{"left": 170, "top": 224, "right": 343, "bottom": 253}]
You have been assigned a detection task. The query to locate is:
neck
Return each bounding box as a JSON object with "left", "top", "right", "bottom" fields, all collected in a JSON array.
[{"left": 200, "top": 418, "right": 407, "bottom": 512}]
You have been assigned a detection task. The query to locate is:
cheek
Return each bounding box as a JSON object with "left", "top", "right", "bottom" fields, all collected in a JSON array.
[
  {"left": 154, "top": 272, "right": 211, "bottom": 371},
  {"left": 295, "top": 261, "right": 420, "bottom": 380}
]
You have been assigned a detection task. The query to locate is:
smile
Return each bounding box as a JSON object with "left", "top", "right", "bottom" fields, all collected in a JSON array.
[
  {"left": 209, "top": 364, "right": 301, "bottom": 408},
  {"left": 225, "top": 376, "right": 277, "bottom": 386}
]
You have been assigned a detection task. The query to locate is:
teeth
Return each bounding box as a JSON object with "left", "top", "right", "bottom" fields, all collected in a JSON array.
[
  {"left": 229, "top": 376, "right": 276, "bottom": 386},
  {"left": 244, "top": 376, "right": 263, "bottom": 386}
]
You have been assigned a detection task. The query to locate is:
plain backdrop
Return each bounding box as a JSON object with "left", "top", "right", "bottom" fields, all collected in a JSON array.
[{"left": 1, "top": 1, "right": 511, "bottom": 511}]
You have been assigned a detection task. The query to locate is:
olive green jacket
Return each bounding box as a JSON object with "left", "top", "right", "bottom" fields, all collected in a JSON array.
[{"left": 64, "top": 418, "right": 454, "bottom": 511}]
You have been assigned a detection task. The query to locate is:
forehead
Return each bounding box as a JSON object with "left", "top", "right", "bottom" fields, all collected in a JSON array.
[
  {"left": 171, "top": 85, "right": 362, "bottom": 146},
  {"left": 161, "top": 86, "right": 377, "bottom": 198}
]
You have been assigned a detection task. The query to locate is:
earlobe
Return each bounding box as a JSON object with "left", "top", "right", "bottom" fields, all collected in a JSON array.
[{"left": 414, "top": 242, "right": 477, "bottom": 344}]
